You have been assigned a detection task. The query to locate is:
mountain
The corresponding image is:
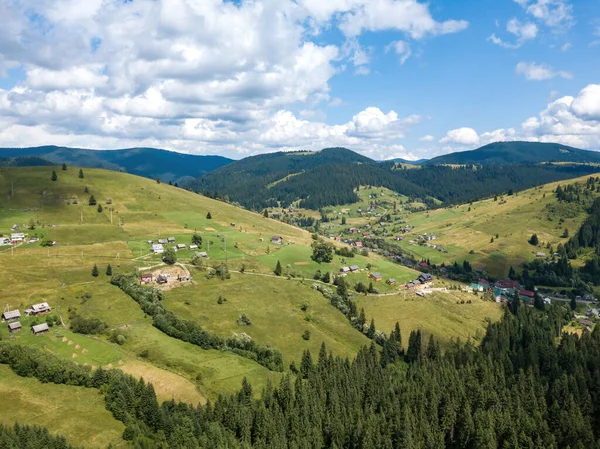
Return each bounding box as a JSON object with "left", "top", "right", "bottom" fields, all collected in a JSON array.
[
  {"left": 192, "top": 146, "right": 600, "bottom": 210},
  {"left": 391, "top": 158, "right": 428, "bottom": 165},
  {"left": 425, "top": 141, "right": 600, "bottom": 166},
  {"left": 0, "top": 156, "right": 54, "bottom": 167},
  {"left": 0, "top": 146, "right": 233, "bottom": 183}
]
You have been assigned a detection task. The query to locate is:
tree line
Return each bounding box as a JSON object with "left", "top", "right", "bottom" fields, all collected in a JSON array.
[{"left": 110, "top": 273, "right": 284, "bottom": 371}]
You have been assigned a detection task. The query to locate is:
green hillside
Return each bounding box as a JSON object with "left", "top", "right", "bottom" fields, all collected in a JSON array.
[
  {"left": 0, "top": 146, "right": 232, "bottom": 183},
  {"left": 426, "top": 141, "right": 600, "bottom": 165}
]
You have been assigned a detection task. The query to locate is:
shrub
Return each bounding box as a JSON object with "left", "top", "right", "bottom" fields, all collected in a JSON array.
[
  {"left": 237, "top": 314, "right": 252, "bottom": 326},
  {"left": 302, "top": 330, "right": 311, "bottom": 341}
]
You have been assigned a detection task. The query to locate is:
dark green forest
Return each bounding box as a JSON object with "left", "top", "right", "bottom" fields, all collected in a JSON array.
[
  {"left": 2, "top": 302, "right": 600, "bottom": 448},
  {"left": 194, "top": 148, "right": 600, "bottom": 210}
]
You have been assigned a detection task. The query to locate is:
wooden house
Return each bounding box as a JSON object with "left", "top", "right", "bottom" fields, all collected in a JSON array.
[
  {"left": 31, "top": 323, "right": 49, "bottom": 335},
  {"left": 8, "top": 321, "right": 21, "bottom": 333}
]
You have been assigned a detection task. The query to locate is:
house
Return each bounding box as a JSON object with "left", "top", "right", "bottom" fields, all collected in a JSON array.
[
  {"left": 140, "top": 274, "right": 153, "bottom": 284},
  {"left": 157, "top": 275, "right": 168, "bottom": 285},
  {"left": 350, "top": 228, "right": 360, "bottom": 234},
  {"left": 370, "top": 272, "right": 383, "bottom": 281},
  {"left": 544, "top": 297, "right": 552, "bottom": 305},
  {"left": 386, "top": 278, "right": 396, "bottom": 285},
  {"left": 520, "top": 290, "right": 535, "bottom": 302},
  {"left": 11, "top": 233, "right": 25, "bottom": 243},
  {"left": 536, "top": 252, "right": 547, "bottom": 258},
  {"left": 418, "top": 274, "right": 433, "bottom": 283},
  {"left": 271, "top": 236, "right": 283, "bottom": 245},
  {"left": 586, "top": 308, "right": 599, "bottom": 318},
  {"left": 31, "top": 323, "right": 49, "bottom": 335},
  {"left": 151, "top": 244, "right": 164, "bottom": 254},
  {"left": 25, "top": 302, "right": 51, "bottom": 316},
  {"left": 105, "top": 197, "right": 113, "bottom": 205},
  {"left": 176, "top": 244, "right": 186, "bottom": 250},
  {"left": 418, "top": 262, "right": 429, "bottom": 269},
  {"left": 147, "top": 240, "right": 154, "bottom": 245},
  {"left": 158, "top": 239, "right": 167, "bottom": 245},
  {"left": 1, "top": 310, "right": 21, "bottom": 322},
  {"left": 471, "top": 283, "right": 485, "bottom": 292},
  {"left": 11, "top": 224, "right": 19, "bottom": 230},
  {"left": 354, "top": 241, "right": 363, "bottom": 248},
  {"left": 28, "top": 237, "right": 39, "bottom": 243},
  {"left": 195, "top": 251, "right": 209, "bottom": 258},
  {"left": 406, "top": 282, "right": 416, "bottom": 289},
  {"left": 362, "top": 232, "right": 370, "bottom": 238},
  {"left": 349, "top": 265, "right": 360, "bottom": 272},
  {"left": 496, "top": 279, "right": 520, "bottom": 289},
  {"left": 340, "top": 266, "right": 351, "bottom": 273},
  {"left": 167, "top": 237, "right": 176, "bottom": 243},
  {"left": 189, "top": 244, "right": 198, "bottom": 250},
  {"left": 0, "top": 237, "right": 11, "bottom": 246},
  {"left": 335, "top": 237, "right": 341, "bottom": 241},
  {"left": 8, "top": 321, "right": 21, "bottom": 333}
]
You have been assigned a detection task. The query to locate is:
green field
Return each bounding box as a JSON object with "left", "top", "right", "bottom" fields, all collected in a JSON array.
[
  {"left": 0, "top": 165, "right": 508, "bottom": 444},
  {"left": 0, "top": 365, "right": 125, "bottom": 448}
]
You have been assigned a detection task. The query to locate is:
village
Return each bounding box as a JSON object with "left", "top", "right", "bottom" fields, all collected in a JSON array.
[{"left": 2, "top": 302, "right": 54, "bottom": 336}]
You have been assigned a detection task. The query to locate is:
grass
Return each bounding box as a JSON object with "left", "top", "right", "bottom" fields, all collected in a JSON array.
[
  {"left": 355, "top": 288, "right": 503, "bottom": 348},
  {"left": 164, "top": 274, "right": 371, "bottom": 364},
  {"left": 0, "top": 365, "right": 125, "bottom": 448}
]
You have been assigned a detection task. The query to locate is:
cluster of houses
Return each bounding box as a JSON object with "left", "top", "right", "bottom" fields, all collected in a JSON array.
[
  {"left": 469, "top": 279, "right": 553, "bottom": 305},
  {"left": 405, "top": 273, "right": 433, "bottom": 289},
  {"left": 339, "top": 265, "right": 360, "bottom": 274},
  {"left": 149, "top": 237, "right": 203, "bottom": 254},
  {"left": 2, "top": 302, "right": 52, "bottom": 335},
  {"left": 140, "top": 273, "right": 172, "bottom": 285}
]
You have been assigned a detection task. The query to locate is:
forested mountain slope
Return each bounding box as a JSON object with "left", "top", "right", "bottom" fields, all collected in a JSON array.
[
  {"left": 0, "top": 146, "right": 232, "bottom": 183},
  {"left": 426, "top": 141, "right": 600, "bottom": 165}
]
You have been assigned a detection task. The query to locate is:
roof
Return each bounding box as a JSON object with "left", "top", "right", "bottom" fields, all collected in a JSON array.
[
  {"left": 340, "top": 267, "right": 350, "bottom": 272},
  {"left": 189, "top": 245, "right": 198, "bottom": 249},
  {"left": 8, "top": 322, "right": 21, "bottom": 330},
  {"left": 140, "top": 273, "right": 152, "bottom": 279},
  {"left": 2, "top": 310, "right": 21, "bottom": 320},
  {"left": 196, "top": 251, "right": 208, "bottom": 257},
  {"left": 387, "top": 278, "right": 396, "bottom": 282},
  {"left": 271, "top": 235, "right": 282, "bottom": 240},
  {"left": 176, "top": 244, "right": 186, "bottom": 248},
  {"left": 497, "top": 279, "right": 520, "bottom": 288},
  {"left": 407, "top": 283, "right": 415, "bottom": 287},
  {"left": 31, "top": 323, "right": 49, "bottom": 333},
  {"left": 519, "top": 289, "right": 535, "bottom": 297},
  {"left": 31, "top": 302, "right": 50, "bottom": 312},
  {"left": 167, "top": 237, "right": 175, "bottom": 240},
  {"left": 372, "top": 272, "right": 382, "bottom": 278},
  {"left": 350, "top": 265, "right": 359, "bottom": 270}
]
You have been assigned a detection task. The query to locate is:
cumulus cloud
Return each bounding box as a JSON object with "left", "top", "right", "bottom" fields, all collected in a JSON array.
[
  {"left": 0, "top": 0, "right": 469, "bottom": 159},
  {"left": 489, "top": 18, "right": 538, "bottom": 48},
  {"left": 515, "top": 62, "right": 572, "bottom": 80},
  {"left": 439, "top": 128, "right": 480, "bottom": 146},
  {"left": 419, "top": 135, "right": 434, "bottom": 142}
]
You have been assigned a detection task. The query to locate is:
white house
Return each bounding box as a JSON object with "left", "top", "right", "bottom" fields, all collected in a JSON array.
[
  {"left": 151, "top": 244, "right": 164, "bottom": 254},
  {"left": 25, "top": 302, "right": 51, "bottom": 316},
  {"left": 0, "top": 238, "right": 10, "bottom": 246},
  {"left": 189, "top": 245, "right": 198, "bottom": 250},
  {"left": 11, "top": 233, "right": 25, "bottom": 243}
]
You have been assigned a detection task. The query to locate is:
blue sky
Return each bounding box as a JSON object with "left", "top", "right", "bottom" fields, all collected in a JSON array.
[{"left": 0, "top": 0, "right": 598, "bottom": 160}]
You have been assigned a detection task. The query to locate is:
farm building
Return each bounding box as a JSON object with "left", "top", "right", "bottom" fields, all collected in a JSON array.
[
  {"left": 195, "top": 251, "right": 208, "bottom": 258},
  {"left": 8, "top": 321, "right": 21, "bottom": 333},
  {"left": 140, "top": 274, "right": 153, "bottom": 284},
  {"left": 151, "top": 244, "right": 164, "bottom": 254},
  {"left": 167, "top": 237, "right": 176, "bottom": 243},
  {"left": 419, "top": 274, "right": 433, "bottom": 283},
  {"left": 370, "top": 272, "right": 383, "bottom": 281},
  {"left": 176, "top": 244, "right": 186, "bottom": 250},
  {"left": 0, "top": 237, "right": 10, "bottom": 246},
  {"left": 340, "top": 266, "right": 350, "bottom": 273},
  {"left": 11, "top": 233, "right": 25, "bottom": 243},
  {"left": 349, "top": 265, "right": 360, "bottom": 272},
  {"left": 157, "top": 275, "right": 168, "bottom": 285},
  {"left": 25, "top": 302, "right": 51, "bottom": 316},
  {"left": 354, "top": 241, "right": 363, "bottom": 248},
  {"left": 1, "top": 310, "right": 21, "bottom": 322},
  {"left": 189, "top": 244, "right": 198, "bottom": 250},
  {"left": 31, "top": 323, "right": 49, "bottom": 335},
  {"left": 536, "top": 252, "right": 547, "bottom": 258},
  {"left": 386, "top": 278, "right": 396, "bottom": 285},
  {"left": 158, "top": 239, "right": 167, "bottom": 245},
  {"left": 271, "top": 236, "right": 283, "bottom": 245},
  {"left": 406, "top": 282, "right": 416, "bottom": 289}
]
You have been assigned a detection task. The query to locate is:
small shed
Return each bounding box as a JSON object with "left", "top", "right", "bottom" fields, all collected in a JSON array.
[
  {"left": 1, "top": 310, "right": 21, "bottom": 322},
  {"left": 158, "top": 239, "right": 167, "bottom": 245},
  {"left": 167, "top": 237, "right": 176, "bottom": 243},
  {"left": 271, "top": 236, "right": 283, "bottom": 245},
  {"left": 189, "top": 244, "right": 198, "bottom": 250},
  {"left": 386, "top": 278, "right": 396, "bottom": 285},
  {"left": 349, "top": 265, "right": 360, "bottom": 272},
  {"left": 370, "top": 272, "right": 383, "bottom": 281},
  {"left": 157, "top": 275, "right": 168, "bottom": 285},
  {"left": 31, "top": 323, "right": 49, "bottom": 335},
  {"left": 140, "top": 273, "right": 153, "bottom": 284},
  {"left": 195, "top": 251, "right": 208, "bottom": 258},
  {"left": 176, "top": 244, "right": 186, "bottom": 250},
  {"left": 340, "top": 266, "right": 350, "bottom": 273},
  {"left": 8, "top": 322, "right": 21, "bottom": 333}
]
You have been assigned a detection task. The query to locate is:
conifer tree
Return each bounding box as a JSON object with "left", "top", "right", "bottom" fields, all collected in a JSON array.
[
  {"left": 367, "top": 319, "right": 376, "bottom": 339},
  {"left": 300, "top": 349, "right": 313, "bottom": 379},
  {"left": 61, "top": 163, "right": 67, "bottom": 171},
  {"left": 79, "top": 169, "right": 84, "bottom": 179},
  {"left": 97, "top": 204, "right": 103, "bottom": 213},
  {"left": 274, "top": 260, "right": 282, "bottom": 276},
  {"left": 106, "top": 264, "right": 112, "bottom": 276},
  {"left": 51, "top": 170, "right": 57, "bottom": 181},
  {"left": 91, "top": 264, "right": 99, "bottom": 277},
  {"left": 206, "top": 211, "right": 212, "bottom": 219}
]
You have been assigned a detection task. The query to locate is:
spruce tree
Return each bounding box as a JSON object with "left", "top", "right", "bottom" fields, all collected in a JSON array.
[
  {"left": 51, "top": 170, "right": 57, "bottom": 181},
  {"left": 300, "top": 349, "right": 313, "bottom": 379},
  {"left": 91, "top": 264, "right": 99, "bottom": 277},
  {"left": 61, "top": 163, "right": 67, "bottom": 171},
  {"left": 405, "top": 329, "right": 422, "bottom": 363},
  {"left": 88, "top": 195, "right": 96, "bottom": 206},
  {"left": 106, "top": 264, "right": 112, "bottom": 276},
  {"left": 367, "top": 319, "right": 376, "bottom": 339},
  {"left": 274, "top": 260, "right": 282, "bottom": 276},
  {"left": 79, "top": 169, "right": 84, "bottom": 179},
  {"left": 97, "top": 204, "right": 103, "bottom": 213},
  {"left": 206, "top": 211, "right": 212, "bottom": 219}
]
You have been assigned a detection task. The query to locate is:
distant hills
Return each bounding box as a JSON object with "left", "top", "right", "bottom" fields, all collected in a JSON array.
[
  {"left": 392, "top": 158, "right": 428, "bottom": 165},
  {"left": 425, "top": 141, "right": 600, "bottom": 166},
  {"left": 0, "top": 146, "right": 233, "bottom": 183},
  {"left": 192, "top": 146, "right": 600, "bottom": 210}
]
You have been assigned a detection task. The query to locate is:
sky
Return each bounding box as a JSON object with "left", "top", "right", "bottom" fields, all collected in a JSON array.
[{"left": 0, "top": 0, "right": 598, "bottom": 161}]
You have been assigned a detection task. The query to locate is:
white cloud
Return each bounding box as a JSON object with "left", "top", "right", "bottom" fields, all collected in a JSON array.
[
  {"left": 419, "top": 134, "right": 434, "bottom": 142},
  {"left": 570, "top": 84, "right": 600, "bottom": 121},
  {"left": 0, "top": 0, "right": 468, "bottom": 159},
  {"left": 514, "top": 0, "right": 574, "bottom": 30},
  {"left": 387, "top": 40, "right": 412, "bottom": 64},
  {"left": 489, "top": 18, "right": 538, "bottom": 48},
  {"left": 561, "top": 42, "right": 572, "bottom": 52},
  {"left": 515, "top": 62, "right": 572, "bottom": 80},
  {"left": 440, "top": 127, "right": 480, "bottom": 146}
]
